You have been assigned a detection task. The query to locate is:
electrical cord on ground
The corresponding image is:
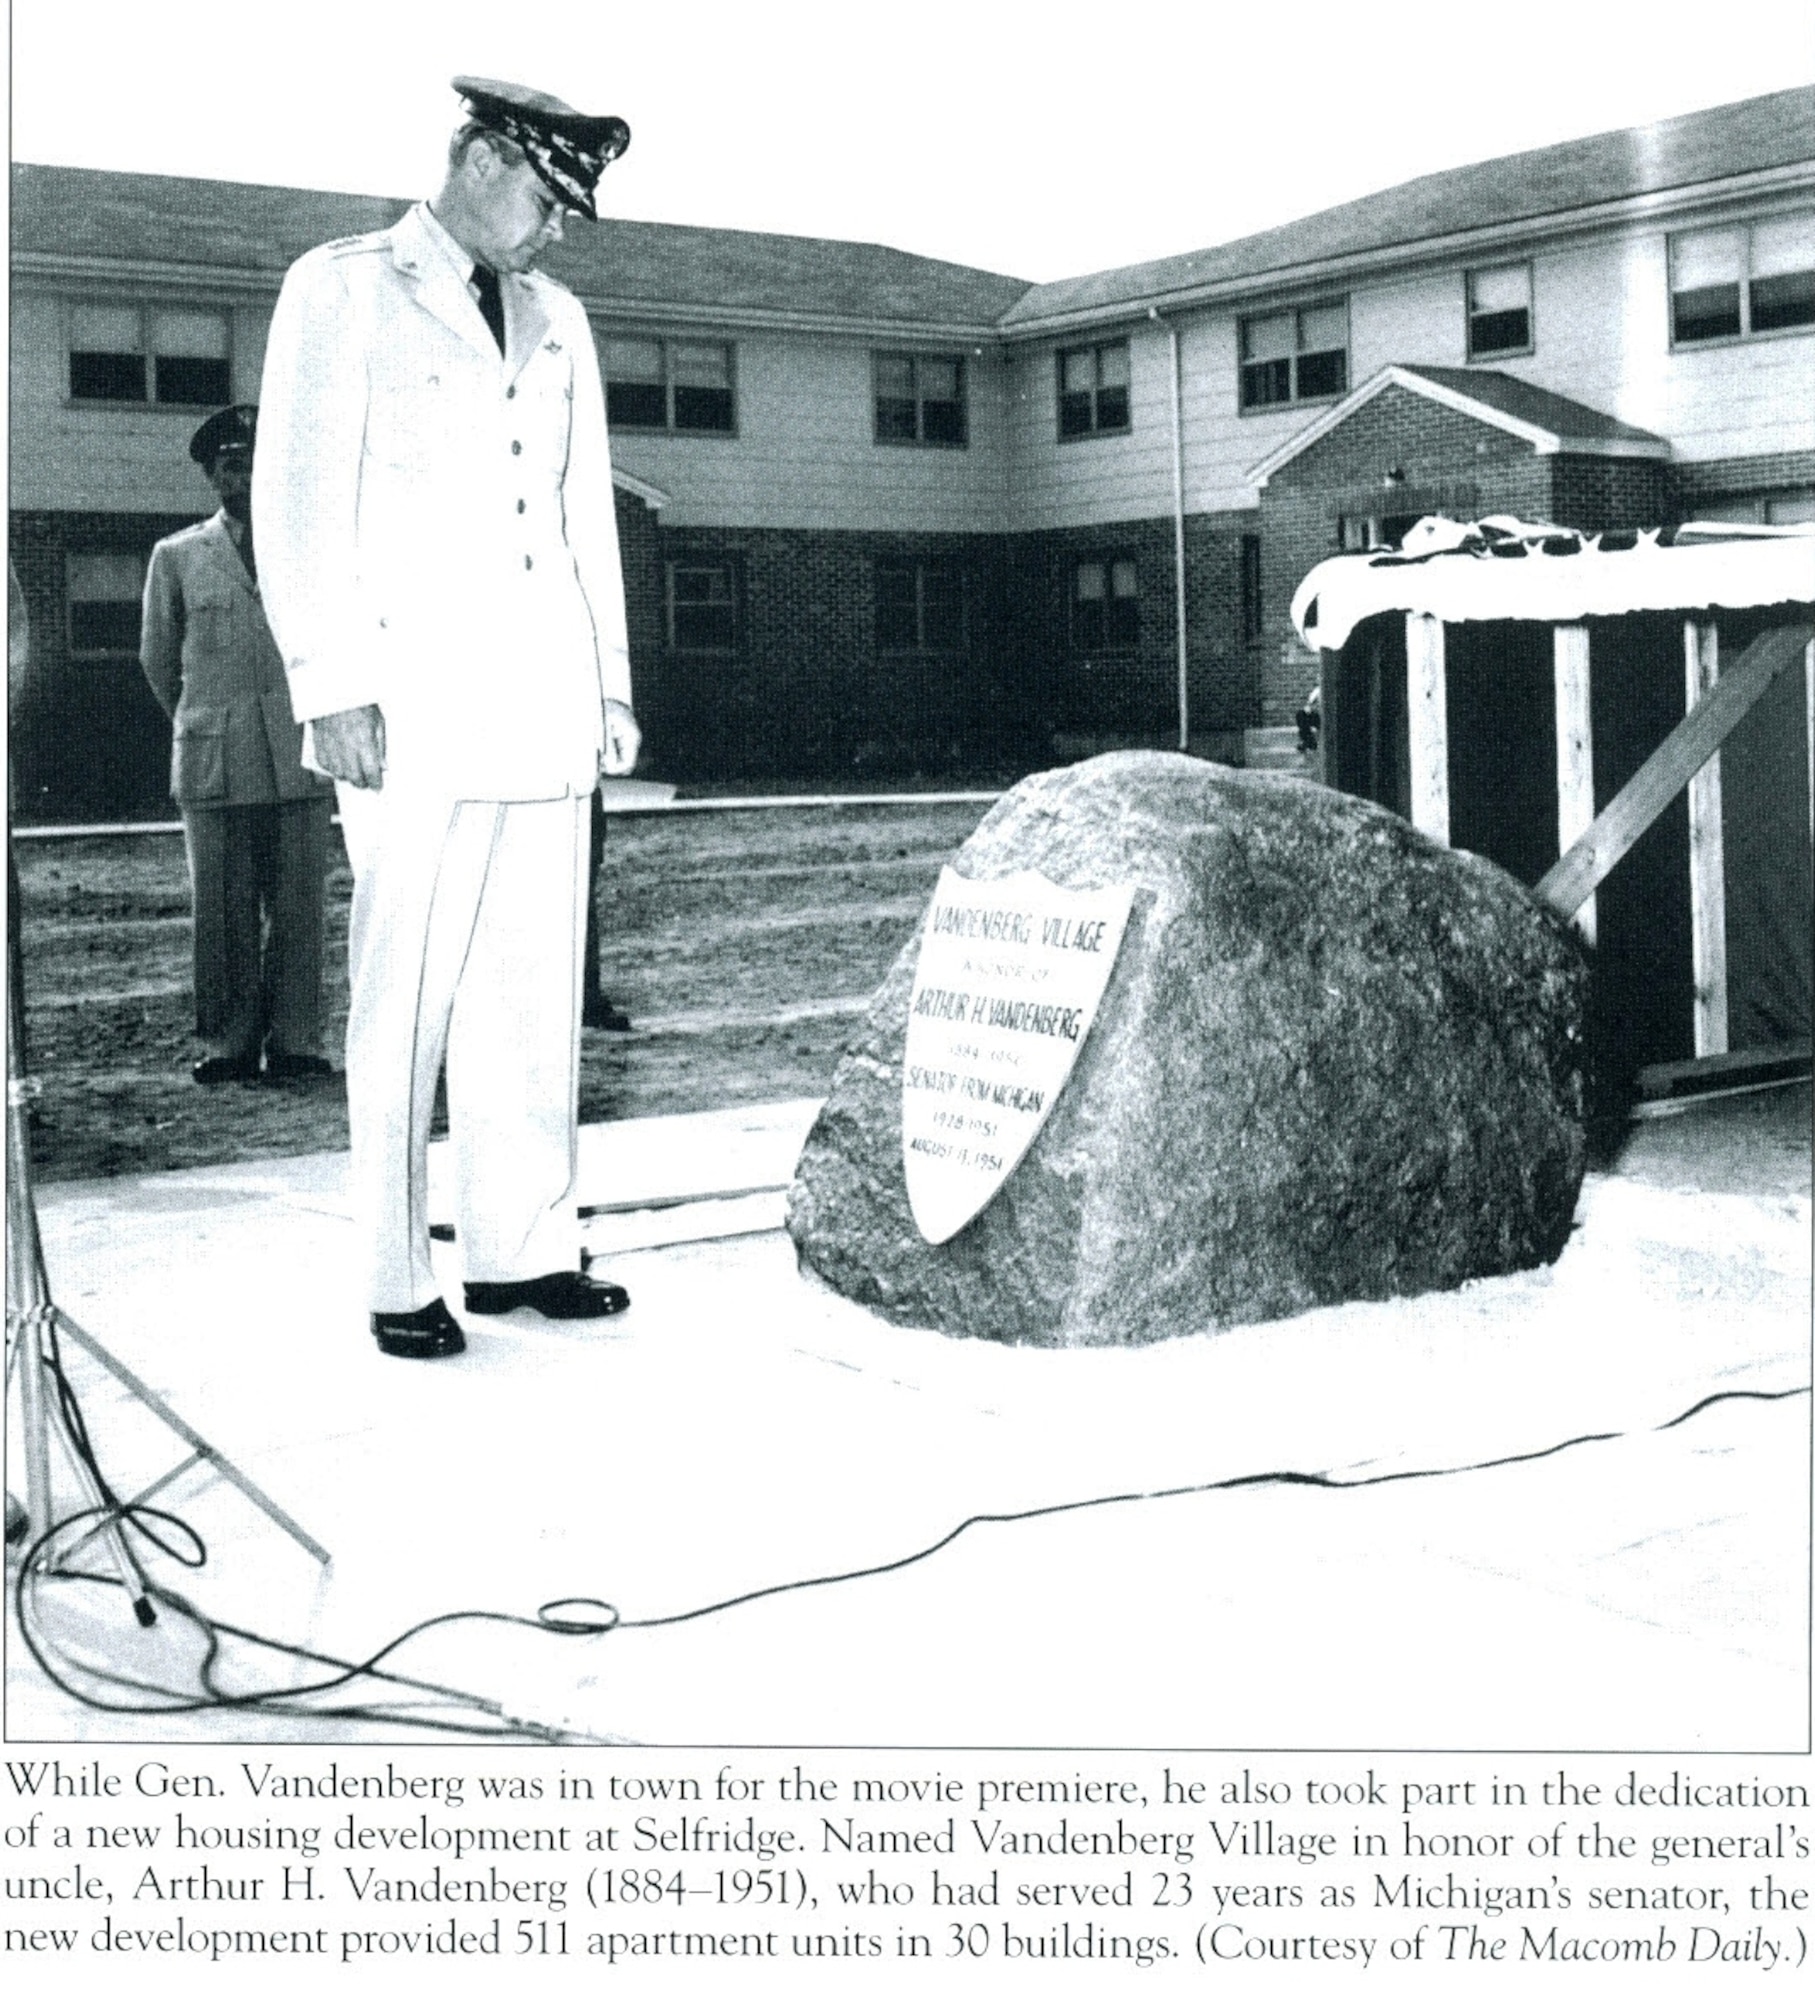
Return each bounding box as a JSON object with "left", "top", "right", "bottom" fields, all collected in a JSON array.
[
  {"left": 602, "top": 1382, "right": 1811, "bottom": 1633},
  {"left": 11, "top": 1326, "right": 592, "bottom": 1739},
  {"left": 14, "top": 1537, "right": 584, "bottom": 1741},
  {"left": 13, "top": 1359, "right": 1807, "bottom": 1738}
]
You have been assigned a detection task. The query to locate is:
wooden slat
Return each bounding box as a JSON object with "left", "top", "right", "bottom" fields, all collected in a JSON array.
[
  {"left": 1684, "top": 620, "right": 1728, "bottom": 1056},
  {"left": 1537, "top": 619, "right": 1815, "bottom": 920},
  {"left": 1806, "top": 638, "right": 1814, "bottom": 848},
  {"left": 1638, "top": 1040, "right": 1811, "bottom": 1102},
  {"left": 1319, "top": 647, "right": 1341, "bottom": 788},
  {"left": 1552, "top": 624, "right": 1596, "bottom": 944},
  {"left": 1406, "top": 612, "right": 1449, "bottom": 843}
]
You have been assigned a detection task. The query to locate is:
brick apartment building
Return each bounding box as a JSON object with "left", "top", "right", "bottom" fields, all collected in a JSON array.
[{"left": 8, "top": 86, "right": 1814, "bottom": 818}]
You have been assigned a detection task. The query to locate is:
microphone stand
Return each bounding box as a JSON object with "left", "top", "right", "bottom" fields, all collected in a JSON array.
[{"left": 6, "top": 1028, "right": 329, "bottom": 1637}]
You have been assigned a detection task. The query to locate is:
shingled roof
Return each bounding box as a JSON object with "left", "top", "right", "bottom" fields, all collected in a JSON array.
[
  {"left": 1399, "top": 366, "right": 1669, "bottom": 446},
  {"left": 14, "top": 88, "right": 1811, "bottom": 338},
  {"left": 11, "top": 165, "right": 410, "bottom": 277},
  {"left": 999, "top": 85, "right": 1815, "bottom": 329},
  {"left": 9, "top": 163, "right": 1035, "bottom": 331},
  {"left": 1246, "top": 363, "right": 1672, "bottom": 487}
]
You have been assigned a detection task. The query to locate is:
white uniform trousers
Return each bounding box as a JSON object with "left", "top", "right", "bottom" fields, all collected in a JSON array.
[{"left": 336, "top": 783, "right": 589, "bottom": 1313}]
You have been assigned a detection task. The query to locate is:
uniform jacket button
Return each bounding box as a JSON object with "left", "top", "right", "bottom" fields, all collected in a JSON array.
[{"left": 511, "top": 440, "right": 522, "bottom": 454}]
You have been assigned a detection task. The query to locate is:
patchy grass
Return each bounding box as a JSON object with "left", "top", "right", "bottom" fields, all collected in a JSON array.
[{"left": 17, "top": 801, "right": 992, "bottom": 1182}]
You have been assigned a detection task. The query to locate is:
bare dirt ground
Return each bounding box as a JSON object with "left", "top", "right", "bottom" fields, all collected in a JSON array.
[
  {"left": 15, "top": 802, "right": 1810, "bottom": 1202},
  {"left": 15, "top": 801, "right": 992, "bottom": 1183}
]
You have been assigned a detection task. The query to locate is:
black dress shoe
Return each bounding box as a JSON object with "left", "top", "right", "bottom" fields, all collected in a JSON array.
[
  {"left": 464, "top": 1271, "right": 630, "bottom": 1320},
  {"left": 371, "top": 1297, "right": 467, "bottom": 1359},
  {"left": 582, "top": 993, "right": 632, "bottom": 1032},
  {"left": 264, "top": 1050, "right": 335, "bottom": 1082},
  {"left": 192, "top": 1052, "right": 261, "bottom": 1086}
]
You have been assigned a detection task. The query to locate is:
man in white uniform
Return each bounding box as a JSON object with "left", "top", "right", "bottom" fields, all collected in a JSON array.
[{"left": 255, "top": 77, "right": 641, "bottom": 1359}]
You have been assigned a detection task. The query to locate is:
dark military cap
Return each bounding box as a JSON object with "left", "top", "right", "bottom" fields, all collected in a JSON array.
[
  {"left": 188, "top": 404, "right": 257, "bottom": 467},
  {"left": 453, "top": 75, "right": 629, "bottom": 222}
]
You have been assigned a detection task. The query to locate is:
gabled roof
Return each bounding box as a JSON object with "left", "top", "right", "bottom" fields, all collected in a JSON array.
[
  {"left": 1000, "top": 86, "right": 1815, "bottom": 331},
  {"left": 1398, "top": 366, "right": 1669, "bottom": 446},
  {"left": 13, "top": 88, "right": 1812, "bottom": 344},
  {"left": 611, "top": 468, "right": 670, "bottom": 510},
  {"left": 1247, "top": 365, "right": 1672, "bottom": 487},
  {"left": 9, "top": 163, "right": 1035, "bottom": 334},
  {"left": 545, "top": 214, "right": 1033, "bottom": 328},
  {"left": 10, "top": 165, "right": 410, "bottom": 277}
]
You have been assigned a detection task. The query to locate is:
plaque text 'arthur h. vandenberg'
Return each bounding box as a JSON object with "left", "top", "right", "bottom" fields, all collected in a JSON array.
[{"left": 901, "top": 869, "right": 1134, "bottom": 1246}]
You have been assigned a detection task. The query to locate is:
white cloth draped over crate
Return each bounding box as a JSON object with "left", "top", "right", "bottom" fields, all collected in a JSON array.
[{"left": 1294, "top": 520, "right": 1815, "bottom": 653}]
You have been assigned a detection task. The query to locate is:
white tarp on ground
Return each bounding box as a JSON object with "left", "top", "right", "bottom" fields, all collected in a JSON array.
[
  {"left": 17, "top": 1098, "right": 1810, "bottom": 1748},
  {"left": 1292, "top": 519, "right": 1815, "bottom": 653}
]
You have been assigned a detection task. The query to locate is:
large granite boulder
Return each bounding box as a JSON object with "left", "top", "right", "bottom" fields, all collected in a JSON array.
[{"left": 787, "top": 751, "right": 1590, "bottom": 1345}]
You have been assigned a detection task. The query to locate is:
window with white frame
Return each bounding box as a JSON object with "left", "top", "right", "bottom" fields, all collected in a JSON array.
[
  {"left": 1689, "top": 489, "right": 1815, "bottom": 526},
  {"left": 68, "top": 304, "right": 231, "bottom": 406},
  {"left": 1071, "top": 556, "right": 1139, "bottom": 651},
  {"left": 1466, "top": 263, "right": 1533, "bottom": 358},
  {"left": 876, "top": 560, "right": 965, "bottom": 652},
  {"left": 665, "top": 560, "right": 738, "bottom": 651},
  {"left": 1056, "top": 341, "right": 1131, "bottom": 438},
  {"left": 66, "top": 550, "right": 147, "bottom": 656},
  {"left": 1239, "top": 302, "right": 1348, "bottom": 410},
  {"left": 874, "top": 353, "right": 967, "bottom": 446},
  {"left": 1671, "top": 214, "right": 1815, "bottom": 344},
  {"left": 605, "top": 336, "right": 736, "bottom": 432}
]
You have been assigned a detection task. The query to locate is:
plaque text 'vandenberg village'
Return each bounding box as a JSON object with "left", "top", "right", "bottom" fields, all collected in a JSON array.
[{"left": 902, "top": 869, "right": 1134, "bottom": 1244}]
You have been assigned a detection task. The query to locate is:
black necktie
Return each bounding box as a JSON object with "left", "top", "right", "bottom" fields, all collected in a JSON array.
[{"left": 472, "top": 263, "right": 506, "bottom": 353}]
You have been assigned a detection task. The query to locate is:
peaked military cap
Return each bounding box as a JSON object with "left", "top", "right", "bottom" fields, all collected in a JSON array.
[
  {"left": 453, "top": 75, "right": 629, "bottom": 222},
  {"left": 188, "top": 403, "right": 258, "bottom": 467}
]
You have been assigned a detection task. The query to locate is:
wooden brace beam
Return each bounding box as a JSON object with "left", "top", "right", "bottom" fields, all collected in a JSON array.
[
  {"left": 1405, "top": 612, "right": 1449, "bottom": 844},
  {"left": 1537, "top": 618, "right": 1814, "bottom": 921},
  {"left": 1552, "top": 624, "right": 1596, "bottom": 944},
  {"left": 1683, "top": 619, "right": 1728, "bottom": 1057}
]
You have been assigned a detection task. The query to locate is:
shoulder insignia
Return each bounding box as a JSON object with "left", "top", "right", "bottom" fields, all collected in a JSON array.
[{"left": 315, "top": 231, "right": 389, "bottom": 259}]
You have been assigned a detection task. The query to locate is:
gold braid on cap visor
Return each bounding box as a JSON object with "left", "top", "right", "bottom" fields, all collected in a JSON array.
[{"left": 470, "top": 107, "right": 629, "bottom": 218}]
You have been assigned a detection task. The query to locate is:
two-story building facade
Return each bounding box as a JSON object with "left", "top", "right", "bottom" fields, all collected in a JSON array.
[
  {"left": 9, "top": 86, "right": 1813, "bottom": 816},
  {"left": 996, "top": 83, "right": 1815, "bottom": 741}
]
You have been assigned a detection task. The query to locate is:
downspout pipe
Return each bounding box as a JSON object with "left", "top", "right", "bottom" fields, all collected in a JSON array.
[{"left": 1152, "top": 307, "right": 1188, "bottom": 751}]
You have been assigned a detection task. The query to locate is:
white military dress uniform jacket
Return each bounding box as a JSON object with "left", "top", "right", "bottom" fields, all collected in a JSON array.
[{"left": 254, "top": 202, "right": 633, "bottom": 1313}]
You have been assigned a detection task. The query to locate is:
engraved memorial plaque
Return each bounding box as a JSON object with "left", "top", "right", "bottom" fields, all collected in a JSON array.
[{"left": 902, "top": 867, "right": 1135, "bottom": 1244}]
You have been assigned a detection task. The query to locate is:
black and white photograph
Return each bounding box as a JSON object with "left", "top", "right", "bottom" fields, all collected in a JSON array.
[{"left": 4, "top": 0, "right": 1812, "bottom": 1982}]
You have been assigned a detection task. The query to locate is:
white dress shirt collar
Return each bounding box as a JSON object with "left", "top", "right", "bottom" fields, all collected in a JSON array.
[{"left": 417, "top": 200, "right": 480, "bottom": 286}]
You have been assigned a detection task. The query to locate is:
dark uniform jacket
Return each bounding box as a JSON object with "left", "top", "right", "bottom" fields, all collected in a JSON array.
[{"left": 139, "top": 512, "right": 330, "bottom": 806}]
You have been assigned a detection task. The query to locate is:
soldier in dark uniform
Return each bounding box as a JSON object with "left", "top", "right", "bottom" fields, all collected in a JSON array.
[
  {"left": 583, "top": 788, "right": 632, "bottom": 1032},
  {"left": 140, "top": 405, "right": 335, "bottom": 1084}
]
